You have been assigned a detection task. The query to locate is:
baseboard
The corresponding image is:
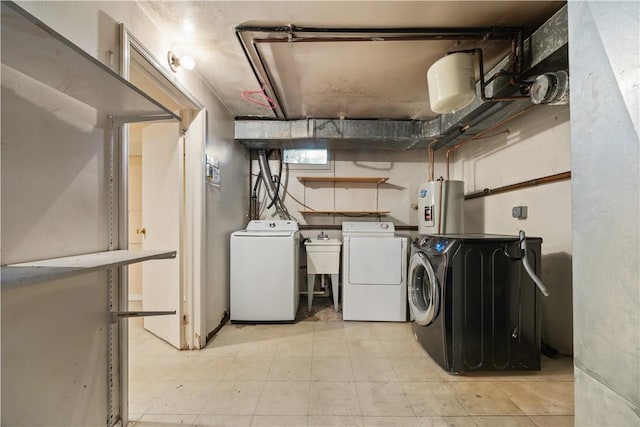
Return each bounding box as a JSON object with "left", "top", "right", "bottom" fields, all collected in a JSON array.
[{"left": 206, "top": 310, "right": 230, "bottom": 344}]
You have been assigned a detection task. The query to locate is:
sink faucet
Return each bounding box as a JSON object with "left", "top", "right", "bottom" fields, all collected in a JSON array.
[{"left": 317, "top": 231, "right": 329, "bottom": 240}]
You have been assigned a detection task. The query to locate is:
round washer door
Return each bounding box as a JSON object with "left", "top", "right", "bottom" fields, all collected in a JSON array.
[{"left": 408, "top": 252, "right": 440, "bottom": 326}]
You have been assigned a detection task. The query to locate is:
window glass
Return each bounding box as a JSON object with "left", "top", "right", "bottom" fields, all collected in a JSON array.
[{"left": 282, "top": 149, "right": 328, "bottom": 165}]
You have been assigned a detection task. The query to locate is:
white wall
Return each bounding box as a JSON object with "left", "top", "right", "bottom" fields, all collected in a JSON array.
[
  {"left": 569, "top": 3, "right": 640, "bottom": 425},
  {"left": 204, "top": 103, "right": 249, "bottom": 335}
]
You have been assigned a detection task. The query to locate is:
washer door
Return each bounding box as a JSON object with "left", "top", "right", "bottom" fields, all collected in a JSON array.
[{"left": 408, "top": 252, "right": 440, "bottom": 326}]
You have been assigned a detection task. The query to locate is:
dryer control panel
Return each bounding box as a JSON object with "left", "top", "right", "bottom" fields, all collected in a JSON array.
[
  {"left": 246, "top": 220, "right": 299, "bottom": 232},
  {"left": 422, "top": 236, "right": 454, "bottom": 254}
]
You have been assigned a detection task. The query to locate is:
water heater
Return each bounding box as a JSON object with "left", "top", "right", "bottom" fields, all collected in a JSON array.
[{"left": 418, "top": 180, "right": 464, "bottom": 235}]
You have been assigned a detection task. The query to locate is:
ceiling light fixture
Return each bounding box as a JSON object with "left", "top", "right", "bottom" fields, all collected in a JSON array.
[{"left": 168, "top": 51, "right": 196, "bottom": 72}]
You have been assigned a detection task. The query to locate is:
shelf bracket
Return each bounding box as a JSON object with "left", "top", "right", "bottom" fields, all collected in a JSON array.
[{"left": 109, "top": 310, "right": 176, "bottom": 324}]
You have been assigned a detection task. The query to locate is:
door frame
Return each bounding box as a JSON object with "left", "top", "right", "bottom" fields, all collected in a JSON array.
[{"left": 118, "top": 25, "right": 205, "bottom": 426}]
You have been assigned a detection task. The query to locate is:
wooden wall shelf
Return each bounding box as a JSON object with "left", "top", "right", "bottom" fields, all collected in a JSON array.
[
  {"left": 299, "top": 210, "right": 390, "bottom": 216},
  {"left": 297, "top": 176, "right": 390, "bottom": 217}
]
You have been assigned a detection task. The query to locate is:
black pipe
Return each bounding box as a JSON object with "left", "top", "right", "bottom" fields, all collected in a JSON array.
[
  {"left": 236, "top": 24, "right": 524, "bottom": 120},
  {"left": 252, "top": 39, "right": 287, "bottom": 119},
  {"left": 254, "top": 35, "right": 510, "bottom": 44},
  {"left": 266, "top": 152, "right": 284, "bottom": 210},
  {"left": 236, "top": 24, "right": 521, "bottom": 38},
  {"left": 234, "top": 30, "right": 281, "bottom": 119}
]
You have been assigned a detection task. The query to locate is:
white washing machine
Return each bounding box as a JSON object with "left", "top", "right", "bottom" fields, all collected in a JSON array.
[
  {"left": 230, "top": 220, "right": 300, "bottom": 322},
  {"left": 341, "top": 222, "right": 407, "bottom": 322}
]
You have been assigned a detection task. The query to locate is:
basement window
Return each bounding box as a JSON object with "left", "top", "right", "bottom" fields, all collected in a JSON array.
[{"left": 283, "top": 148, "right": 328, "bottom": 165}]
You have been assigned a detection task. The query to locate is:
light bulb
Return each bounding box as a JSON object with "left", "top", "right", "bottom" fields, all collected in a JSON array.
[{"left": 180, "top": 55, "right": 196, "bottom": 71}]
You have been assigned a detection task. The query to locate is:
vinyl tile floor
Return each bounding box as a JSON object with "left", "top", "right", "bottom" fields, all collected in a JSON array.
[{"left": 127, "top": 298, "right": 574, "bottom": 427}]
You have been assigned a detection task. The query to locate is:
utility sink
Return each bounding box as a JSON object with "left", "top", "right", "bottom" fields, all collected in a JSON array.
[
  {"left": 305, "top": 238, "right": 342, "bottom": 312},
  {"left": 305, "top": 238, "right": 342, "bottom": 273}
]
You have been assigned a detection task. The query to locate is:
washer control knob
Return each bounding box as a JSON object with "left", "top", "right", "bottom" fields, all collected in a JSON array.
[
  {"left": 380, "top": 223, "right": 389, "bottom": 229},
  {"left": 419, "top": 236, "right": 429, "bottom": 247},
  {"left": 269, "top": 222, "right": 276, "bottom": 228}
]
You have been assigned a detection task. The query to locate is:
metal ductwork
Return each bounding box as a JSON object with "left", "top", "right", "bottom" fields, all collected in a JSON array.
[
  {"left": 234, "top": 5, "right": 568, "bottom": 151},
  {"left": 236, "top": 118, "right": 441, "bottom": 151}
]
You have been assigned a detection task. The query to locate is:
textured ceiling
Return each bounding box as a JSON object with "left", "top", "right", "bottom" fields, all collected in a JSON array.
[{"left": 141, "top": 1, "right": 566, "bottom": 120}]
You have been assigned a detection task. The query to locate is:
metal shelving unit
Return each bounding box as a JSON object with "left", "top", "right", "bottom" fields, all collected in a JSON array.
[
  {"left": 1, "top": 250, "right": 176, "bottom": 289},
  {"left": 0, "top": 1, "right": 179, "bottom": 123},
  {"left": 1, "top": 2, "right": 181, "bottom": 426},
  {"left": 1, "top": 0, "right": 180, "bottom": 281}
]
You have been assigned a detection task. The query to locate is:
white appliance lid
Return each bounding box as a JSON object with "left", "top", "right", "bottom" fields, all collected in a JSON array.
[
  {"left": 246, "top": 220, "right": 299, "bottom": 232},
  {"left": 341, "top": 221, "right": 395, "bottom": 233},
  {"left": 233, "top": 230, "right": 295, "bottom": 237}
]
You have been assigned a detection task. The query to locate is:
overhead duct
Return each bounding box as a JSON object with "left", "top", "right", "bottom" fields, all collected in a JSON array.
[
  {"left": 236, "top": 118, "right": 441, "bottom": 151},
  {"left": 234, "top": 5, "right": 568, "bottom": 151}
]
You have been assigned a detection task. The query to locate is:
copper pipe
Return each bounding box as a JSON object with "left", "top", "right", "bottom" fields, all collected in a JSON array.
[
  {"left": 427, "top": 140, "right": 438, "bottom": 182},
  {"left": 445, "top": 104, "right": 538, "bottom": 180},
  {"left": 464, "top": 171, "right": 571, "bottom": 200}
]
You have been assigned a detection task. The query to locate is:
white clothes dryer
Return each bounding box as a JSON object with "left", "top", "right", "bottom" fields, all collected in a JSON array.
[
  {"left": 230, "top": 220, "right": 300, "bottom": 322},
  {"left": 341, "top": 222, "right": 407, "bottom": 322}
]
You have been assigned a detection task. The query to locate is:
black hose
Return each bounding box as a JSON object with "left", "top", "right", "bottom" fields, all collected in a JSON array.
[
  {"left": 252, "top": 173, "right": 262, "bottom": 197},
  {"left": 266, "top": 150, "right": 284, "bottom": 209}
]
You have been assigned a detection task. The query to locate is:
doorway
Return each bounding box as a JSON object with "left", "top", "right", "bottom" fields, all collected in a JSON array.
[
  {"left": 127, "top": 120, "right": 184, "bottom": 348},
  {"left": 120, "top": 26, "right": 205, "bottom": 426}
]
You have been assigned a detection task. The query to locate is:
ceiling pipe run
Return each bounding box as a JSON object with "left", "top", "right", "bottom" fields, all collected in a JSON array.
[
  {"left": 236, "top": 24, "right": 523, "bottom": 120},
  {"left": 464, "top": 171, "right": 571, "bottom": 200},
  {"left": 234, "top": 5, "right": 568, "bottom": 151}
]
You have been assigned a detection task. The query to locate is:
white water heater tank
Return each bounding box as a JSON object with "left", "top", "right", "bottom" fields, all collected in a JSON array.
[{"left": 418, "top": 180, "right": 464, "bottom": 235}]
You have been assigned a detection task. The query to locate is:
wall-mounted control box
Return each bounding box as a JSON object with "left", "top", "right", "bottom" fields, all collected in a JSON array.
[{"left": 512, "top": 206, "right": 528, "bottom": 219}]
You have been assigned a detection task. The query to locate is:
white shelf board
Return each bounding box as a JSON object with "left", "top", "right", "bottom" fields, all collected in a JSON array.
[
  {"left": 0, "top": 1, "right": 180, "bottom": 122},
  {"left": 1, "top": 250, "right": 176, "bottom": 289}
]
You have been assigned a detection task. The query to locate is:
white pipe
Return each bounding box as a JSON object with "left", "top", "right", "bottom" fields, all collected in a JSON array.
[{"left": 519, "top": 230, "right": 550, "bottom": 296}]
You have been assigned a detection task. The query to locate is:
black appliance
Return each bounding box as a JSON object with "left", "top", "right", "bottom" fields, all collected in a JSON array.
[{"left": 408, "top": 234, "right": 542, "bottom": 373}]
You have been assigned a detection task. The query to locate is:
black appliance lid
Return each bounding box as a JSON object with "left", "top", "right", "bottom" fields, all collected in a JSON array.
[{"left": 427, "top": 233, "right": 543, "bottom": 243}]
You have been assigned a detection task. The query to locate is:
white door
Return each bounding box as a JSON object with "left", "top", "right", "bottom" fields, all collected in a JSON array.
[{"left": 141, "top": 121, "right": 184, "bottom": 349}]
